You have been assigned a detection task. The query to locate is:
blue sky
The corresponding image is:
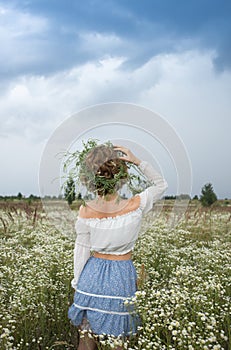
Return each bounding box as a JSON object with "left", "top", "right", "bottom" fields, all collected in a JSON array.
[{"left": 0, "top": 0, "right": 231, "bottom": 198}]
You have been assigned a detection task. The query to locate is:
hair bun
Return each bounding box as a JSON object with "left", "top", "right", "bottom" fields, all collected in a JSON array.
[{"left": 83, "top": 144, "right": 128, "bottom": 195}]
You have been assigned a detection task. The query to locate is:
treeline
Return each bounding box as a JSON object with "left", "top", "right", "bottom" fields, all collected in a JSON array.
[
  {"left": 63, "top": 180, "right": 226, "bottom": 207},
  {"left": 0, "top": 193, "right": 61, "bottom": 200},
  {"left": 164, "top": 194, "right": 192, "bottom": 200},
  {"left": 0, "top": 193, "right": 199, "bottom": 201},
  {"left": 1, "top": 183, "right": 229, "bottom": 208}
]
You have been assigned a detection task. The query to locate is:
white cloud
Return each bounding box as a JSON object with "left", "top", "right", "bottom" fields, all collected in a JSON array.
[
  {"left": 0, "top": 3, "right": 49, "bottom": 74},
  {"left": 0, "top": 4, "right": 48, "bottom": 35},
  {"left": 0, "top": 134, "right": 43, "bottom": 196},
  {"left": 0, "top": 49, "right": 231, "bottom": 197}
]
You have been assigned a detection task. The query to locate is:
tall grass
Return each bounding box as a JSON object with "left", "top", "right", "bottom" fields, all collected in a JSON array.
[{"left": 0, "top": 202, "right": 230, "bottom": 349}]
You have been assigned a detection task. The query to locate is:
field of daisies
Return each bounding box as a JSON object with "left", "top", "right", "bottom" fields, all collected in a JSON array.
[{"left": 0, "top": 200, "right": 230, "bottom": 350}]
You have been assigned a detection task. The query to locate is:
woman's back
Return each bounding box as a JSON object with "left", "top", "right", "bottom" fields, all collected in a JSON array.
[
  {"left": 76, "top": 195, "right": 143, "bottom": 256},
  {"left": 78, "top": 195, "right": 141, "bottom": 219}
]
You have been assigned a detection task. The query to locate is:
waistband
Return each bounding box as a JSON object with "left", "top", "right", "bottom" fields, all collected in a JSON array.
[{"left": 93, "top": 251, "right": 132, "bottom": 260}]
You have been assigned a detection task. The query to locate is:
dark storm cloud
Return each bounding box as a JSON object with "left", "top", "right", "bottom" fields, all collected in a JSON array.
[{"left": 1, "top": 0, "right": 230, "bottom": 81}]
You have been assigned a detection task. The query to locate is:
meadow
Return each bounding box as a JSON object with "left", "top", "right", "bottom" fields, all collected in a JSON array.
[{"left": 0, "top": 200, "right": 230, "bottom": 350}]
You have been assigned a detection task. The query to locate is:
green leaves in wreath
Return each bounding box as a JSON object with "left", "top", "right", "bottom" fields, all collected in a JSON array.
[{"left": 60, "top": 138, "right": 152, "bottom": 200}]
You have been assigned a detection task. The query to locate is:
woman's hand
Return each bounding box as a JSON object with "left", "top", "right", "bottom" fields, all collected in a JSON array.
[{"left": 113, "top": 145, "right": 141, "bottom": 166}]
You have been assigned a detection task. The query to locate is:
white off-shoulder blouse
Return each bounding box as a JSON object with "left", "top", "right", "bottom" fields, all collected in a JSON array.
[{"left": 71, "top": 160, "right": 168, "bottom": 290}]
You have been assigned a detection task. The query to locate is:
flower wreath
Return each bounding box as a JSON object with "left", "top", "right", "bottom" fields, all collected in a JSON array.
[{"left": 61, "top": 138, "right": 152, "bottom": 205}]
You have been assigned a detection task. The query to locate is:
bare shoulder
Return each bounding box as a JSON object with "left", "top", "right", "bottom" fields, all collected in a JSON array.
[
  {"left": 130, "top": 195, "right": 141, "bottom": 210},
  {"left": 78, "top": 204, "right": 90, "bottom": 218},
  {"left": 78, "top": 203, "right": 101, "bottom": 218},
  {"left": 78, "top": 196, "right": 141, "bottom": 219}
]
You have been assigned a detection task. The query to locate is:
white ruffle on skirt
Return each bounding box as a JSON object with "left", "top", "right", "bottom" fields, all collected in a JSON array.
[{"left": 68, "top": 256, "right": 141, "bottom": 337}]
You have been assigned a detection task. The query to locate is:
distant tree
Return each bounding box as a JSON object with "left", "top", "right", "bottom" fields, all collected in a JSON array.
[
  {"left": 64, "top": 177, "right": 76, "bottom": 205},
  {"left": 77, "top": 192, "right": 82, "bottom": 200},
  {"left": 200, "top": 183, "right": 217, "bottom": 207},
  {"left": 177, "top": 194, "right": 191, "bottom": 200},
  {"left": 164, "top": 195, "right": 176, "bottom": 200},
  {"left": 17, "top": 192, "right": 23, "bottom": 200},
  {"left": 193, "top": 195, "right": 198, "bottom": 200},
  {"left": 44, "top": 195, "right": 52, "bottom": 199},
  {"left": 32, "top": 195, "right": 40, "bottom": 200}
]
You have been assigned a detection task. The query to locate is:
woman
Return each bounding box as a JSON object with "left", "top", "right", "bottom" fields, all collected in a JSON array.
[{"left": 68, "top": 143, "right": 168, "bottom": 350}]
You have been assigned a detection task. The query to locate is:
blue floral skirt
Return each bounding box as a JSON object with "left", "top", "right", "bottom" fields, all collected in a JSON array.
[{"left": 68, "top": 256, "right": 141, "bottom": 337}]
